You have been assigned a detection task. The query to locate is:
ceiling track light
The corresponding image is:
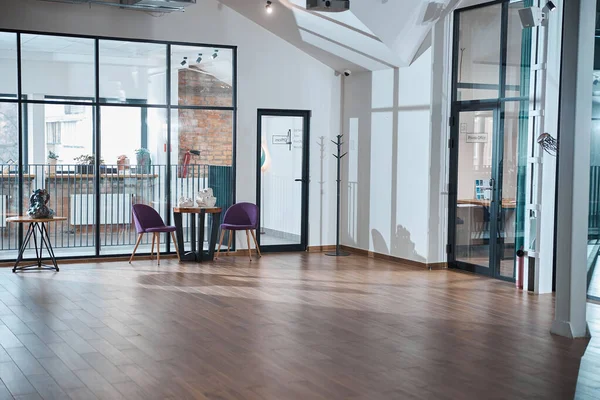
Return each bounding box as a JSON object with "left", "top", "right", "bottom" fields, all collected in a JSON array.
[
  {"left": 196, "top": 53, "right": 203, "bottom": 63},
  {"left": 212, "top": 49, "right": 219, "bottom": 59},
  {"left": 266, "top": 0, "right": 273, "bottom": 14},
  {"left": 181, "top": 56, "right": 188, "bottom": 67}
]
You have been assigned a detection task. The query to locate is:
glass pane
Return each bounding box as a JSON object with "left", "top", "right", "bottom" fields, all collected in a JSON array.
[
  {"left": 498, "top": 101, "right": 527, "bottom": 279},
  {"left": 171, "top": 46, "right": 233, "bottom": 106},
  {"left": 506, "top": 1, "right": 532, "bottom": 98},
  {"left": 25, "top": 104, "right": 96, "bottom": 257},
  {"left": 21, "top": 34, "right": 95, "bottom": 101},
  {"left": 101, "top": 106, "right": 142, "bottom": 164},
  {"left": 456, "top": 4, "right": 501, "bottom": 101},
  {"left": 171, "top": 109, "right": 233, "bottom": 250},
  {"left": 0, "top": 103, "right": 19, "bottom": 260},
  {"left": 455, "top": 110, "right": 494, "bottom": 268},
  {"left": 259, "top": 115, "right": 304, "bottom": 246},
  {"left": 0, "top": 33, "right": 17, "bottom": 98},
  {"left": 100, "top": 40, "right": 167, "bottom": 105},
  {"left": 99, "top": 106, "right": 168, "bottom": 255}
]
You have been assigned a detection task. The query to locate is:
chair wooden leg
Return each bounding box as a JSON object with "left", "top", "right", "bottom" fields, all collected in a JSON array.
[
  {"left": 250, "top": 230, "right": 261, "bottom": 258},
  {"left": 216, "top": 230, "right": 225, "bottom": 259},
  {"left": 170, "top": 231, "right": 181, "bottom": 261},
  {"left": 129, "top": 233, "right": 143, "bottom": 264},
  {"left": 245, "top": 230, "right": 252, "bottom": 261},
  {"left": 157, "top": 233, "right": 161, "bottom": 265},
  {"left": 150, "top": 233, "right": 156, "bottom": 260},
  {"left": 227, "top": 231, "right": 233, "bottom": 256}
]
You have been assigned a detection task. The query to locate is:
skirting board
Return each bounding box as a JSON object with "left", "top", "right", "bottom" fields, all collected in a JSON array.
[
  {"left": 340, "top": 245, "right": 447, "bottom": 270},
  {"left": 307, "top": 245, "right": 336, "bottom": 253}
]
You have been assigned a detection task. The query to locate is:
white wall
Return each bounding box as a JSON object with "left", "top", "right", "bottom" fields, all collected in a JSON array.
[
  {"left": 0, "top": 0, "right": 340, "bottom": 248},
  {"left": 342, "top": 48, "right": 433, "bottom": 263}
]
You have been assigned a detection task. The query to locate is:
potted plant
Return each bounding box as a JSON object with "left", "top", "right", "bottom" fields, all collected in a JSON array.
[
  {"left": 73, "top": 154, "right": 103, "bottom": 175},
  {"left": 47, "top": 151, "right": 59, "bottom": 175},
  {"left": 135, "top": 148, "right": 151, "bottom": 174},
  {"left": 117, "top": 154, "right": 130, "bottom": 173}
]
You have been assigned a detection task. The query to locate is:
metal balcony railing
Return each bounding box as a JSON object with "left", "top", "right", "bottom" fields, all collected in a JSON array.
[{"left": 0, "top": 163, "right": 232, "bottom": 259}]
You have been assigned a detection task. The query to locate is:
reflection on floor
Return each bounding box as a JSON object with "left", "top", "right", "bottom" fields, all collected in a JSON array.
[
  {"left": 0, "top": 254, "right": 594, "bottom": 398},
  {"left": 455, "top": 243, "right": 515, "bottom": 278},
  {"left": 259, "top": 232, "right": 297, "bottom": 246}
]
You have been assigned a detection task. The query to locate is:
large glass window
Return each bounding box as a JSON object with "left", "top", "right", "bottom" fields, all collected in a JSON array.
[
  {"left": 170, "top": 109, "right": 233, "bottom": 248},
  {"left": 0, "top": 31, "right": 236, "bottom": 261},
  {"left": 171, "top": 45, "right": 233, "bottom": 107},
  {"left": 100, "top": 40, "right": 167, "bottom": 105},
  {"left": 0, "top": 102, "right": 19, "bottom": 259},
  {"left": 455, "top": 4, "right": 502, "bottom": 101},
  {"left": 0, "top": 33, "right": 17, "bottom": 98},
  {"left": 21, "top": 34, "right": 95, "bottom": 101},
  {"left": 24, "top": 103, "right": 97, "bottom": 257}
]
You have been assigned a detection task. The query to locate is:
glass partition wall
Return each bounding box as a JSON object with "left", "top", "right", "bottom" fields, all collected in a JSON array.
[
  {"left": 448, "top": 0, "right": 531, "bottom": 281},
  {"left": 587, "top": 0, "right": 600, "bottom": 300},
  {"left": 0, "top": 30, "right": 236, "bottom": 260}
]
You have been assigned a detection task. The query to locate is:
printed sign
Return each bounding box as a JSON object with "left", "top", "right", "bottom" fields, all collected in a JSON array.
[
  {"left": 466, "top": 133, "right": 488, "bottom": 143},
  {"left": 272, "top": 135, "right": 289, "bottom": 144}
]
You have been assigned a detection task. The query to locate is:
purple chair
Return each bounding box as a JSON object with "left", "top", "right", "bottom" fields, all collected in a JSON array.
[
  {"left": 130, "top": 204, "right": 180, "bottom": 265},
  {"left": 216, "top": 202, "right": 261, "bottom": 261}
]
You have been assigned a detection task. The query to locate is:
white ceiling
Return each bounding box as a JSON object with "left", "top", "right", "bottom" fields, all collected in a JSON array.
[
  {"left": 0, "top": 0, "right": 493, "bottom": 74},
  {"left": 218, "top": 0, "right": 465, "bottom": 72}
]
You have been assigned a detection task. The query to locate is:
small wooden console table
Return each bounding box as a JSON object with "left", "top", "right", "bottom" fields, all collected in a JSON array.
[
  {"left": 7, "top": 216, "right": 67, "bottom": 272},
  {"left": 173, "top": 207, "right": 222, "bottom": 262}
]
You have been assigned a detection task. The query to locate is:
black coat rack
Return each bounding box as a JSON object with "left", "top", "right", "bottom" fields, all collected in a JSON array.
[{"left": 326, "top": 134, "right": 350, "bottom": 257}]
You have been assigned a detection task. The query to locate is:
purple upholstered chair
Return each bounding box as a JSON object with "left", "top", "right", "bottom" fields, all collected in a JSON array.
[
  {"left": 216, "top": 202, "right": 261, "bottom": 261},
  {"left": 129, "top": 204, "right": 180, "bottom": 265}
]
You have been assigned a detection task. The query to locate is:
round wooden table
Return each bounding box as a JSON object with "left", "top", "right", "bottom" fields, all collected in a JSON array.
[
  {"left": 173, "top": 207, "right": 222, "bottom": 262},
  {"left": 6, "top": 216, "right": 66, "bottom": 272}
]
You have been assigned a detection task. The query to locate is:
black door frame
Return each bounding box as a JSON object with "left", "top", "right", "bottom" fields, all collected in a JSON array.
[
  {"left": 448, "top": 102, "right": 512, "bottom": 280},
  {"left": 256, "top": 109, "right": 310, "bottom": 252},
  {"left": 447, "top": 0, "right": 523, "bottom": 282}
]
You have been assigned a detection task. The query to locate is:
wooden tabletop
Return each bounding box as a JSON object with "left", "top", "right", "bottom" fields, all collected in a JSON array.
[
  {"left": 7, "top": 216, "right": 67, "bottom": 223},
  {"left": 173, "top": 207, "right": 222, "bottom": 214},
  {"left": 457, "top": 199, "right": 517, "bottom": 209}
]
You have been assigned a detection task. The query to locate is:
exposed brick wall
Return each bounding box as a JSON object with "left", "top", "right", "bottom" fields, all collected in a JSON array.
[{"left": 177, "top": 68, "right": 233, "bottom": 174}]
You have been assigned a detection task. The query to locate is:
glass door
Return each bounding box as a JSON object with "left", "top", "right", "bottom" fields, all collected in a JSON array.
[
  {"left": 449, "top": 104, "right": 520, "bottom": 281},
  {"left": 256, "top": 109, "right": 310, "bottom": 252},
  {"left": 451, "top": 108, "right": 499, "bottom": 275}
]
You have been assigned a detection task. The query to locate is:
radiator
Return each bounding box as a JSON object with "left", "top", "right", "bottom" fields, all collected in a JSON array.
[{"left": 70, "top": 194, "right": 132, "bottom": 226}]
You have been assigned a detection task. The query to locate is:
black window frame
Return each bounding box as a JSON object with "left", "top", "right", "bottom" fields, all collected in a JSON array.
[{"left": 0, "top": 28, "right": 238, "bottom": 260}]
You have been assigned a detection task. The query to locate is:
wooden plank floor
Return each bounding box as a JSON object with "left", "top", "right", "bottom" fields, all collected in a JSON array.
[{"left": 0, "top": 252, "right": 595, "bottom": 399}]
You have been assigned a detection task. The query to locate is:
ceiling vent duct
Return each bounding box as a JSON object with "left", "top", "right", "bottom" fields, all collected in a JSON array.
[
  {"left": 306, "top": 0, "right": 350, "bottom": 13},
  {"left": 122, "top": 0, "right": 196, "bottom": 10},
  {"left": 36, "top": 0, "right": 196, "bottom": 12}
]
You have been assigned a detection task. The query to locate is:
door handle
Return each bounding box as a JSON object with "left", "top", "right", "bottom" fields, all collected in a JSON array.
[{"left": 295, "top": 179, "right": 304, "bottom": 182}]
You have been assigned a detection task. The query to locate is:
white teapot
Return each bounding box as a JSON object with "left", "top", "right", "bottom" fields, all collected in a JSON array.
[
  {"left": 196, "top": 188, "right": 217, "bottom": 207},
  {"left": 178, "top": 197, "right": 194, "bottom": 207}
]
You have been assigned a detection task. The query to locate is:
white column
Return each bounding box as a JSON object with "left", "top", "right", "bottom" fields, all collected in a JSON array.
[
  {"left": 427, "top": 17, "right": 451, "bottom": 265},
  {"left": 535, "top": 0, "right": 560, "bottom": 294},
  {"left": 551, "top": 0, "right": 594, "bottom": 338}
]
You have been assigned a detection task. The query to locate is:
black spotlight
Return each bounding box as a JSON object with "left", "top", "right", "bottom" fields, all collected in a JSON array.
[
  {"left": 266, "top": 0, "right": 273, "bottom": 13},
  {"left": 196, "top": 53, "right": 202, "bottom": 63},
  {"left": 545, "top": 1, "right": 556, "bottom": 11},
  {"left": 180, "top": 57, "right": 188, "bottom": 66},
  {"left": 212, "top": 49, "right": 219, "bottom": 59}
]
